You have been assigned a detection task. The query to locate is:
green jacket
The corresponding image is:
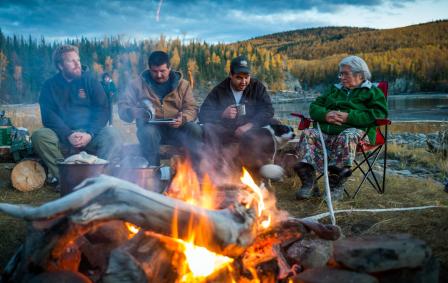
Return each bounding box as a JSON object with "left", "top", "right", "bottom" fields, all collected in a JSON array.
[{"left": 309, "top": 81, "right": 388, "bottom": 144}]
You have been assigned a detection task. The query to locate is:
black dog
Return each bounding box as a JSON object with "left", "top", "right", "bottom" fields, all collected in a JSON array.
[{"left": 238, "top": 124, "right": 295, "bottom": 178}]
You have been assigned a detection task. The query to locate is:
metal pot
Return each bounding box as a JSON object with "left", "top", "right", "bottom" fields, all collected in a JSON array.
[
  {"left": 58, "top": 162, "right": 108, "bottom": 196},
  {"left": 111, "top": 166, "right": 164, "bottom": 193}
]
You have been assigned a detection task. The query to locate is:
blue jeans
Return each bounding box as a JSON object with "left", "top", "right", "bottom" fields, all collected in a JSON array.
[{"left": 136, "top": 121, "right": 203, "bottom": 166}]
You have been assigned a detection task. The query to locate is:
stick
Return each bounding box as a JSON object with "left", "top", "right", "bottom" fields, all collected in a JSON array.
[{"left": 302, "top": 205, "right": 446, "bottom": 222}]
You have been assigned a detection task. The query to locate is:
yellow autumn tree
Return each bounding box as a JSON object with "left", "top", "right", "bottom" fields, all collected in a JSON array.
[
  {"left": 224, "top": 60, "right": 231, "bottom": 74},
  {"left": 155, "top": 34, "right": 168, "bottom": 52},
  {"left": 170, "top": 47, "right": 181, "bottom": 69},
  {"left": 0, "top": 52, "right": 8, "bottom": 89},
  {"left": 187, "top": 59, "right": 198, "bottom": 89}
]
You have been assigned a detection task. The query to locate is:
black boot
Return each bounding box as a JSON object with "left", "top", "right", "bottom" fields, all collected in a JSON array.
[
  {"left": 328, "top": 166, "right": 352, "bottom": 201},
  {"left": 294, "top": 162, "right": 317, "bottom": 200}
]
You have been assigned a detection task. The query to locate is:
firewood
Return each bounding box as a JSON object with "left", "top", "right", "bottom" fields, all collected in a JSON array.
[
  {"left": 0, "top": 175, "right": 257, "bottom": 257},
  {"left": 104, "top": 234, "right": 177, "bottom": 283},
  {"left": 10, "top": 159, "right": 46, "bottom": 192}
]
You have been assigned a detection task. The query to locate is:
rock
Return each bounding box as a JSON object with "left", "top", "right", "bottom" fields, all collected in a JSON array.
[
  {"left": 375, "top": 256, "right": 439, "bottom": 283},
  {"left": 333, "top": 234, "right": 431, "bottom": 273},
  {"left": 286, "top": 238, "right": 333, "bottom": 269},
  {"left": 386, "top": 169, "right": 412, "bottom": 176},
  {"left": 349, "top": 219, "right": 377, "bottom": 235},
  {"left": 29, "top": 271, "right": 92, "bottom": 283},
  {"left": 291, "top": 267, "right": 378, "bottom": 283}
]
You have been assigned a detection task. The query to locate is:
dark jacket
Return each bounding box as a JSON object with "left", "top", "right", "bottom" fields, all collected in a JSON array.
[
  {"left": 310, "top": 81, "right": 388, "bottom": 144},
  {"left": 39, "top": 70, "right": 109, "bottom": 142},
  {"left": 199, "top": 77, "right": 274, "bottom": 128},
  {"left": 118, "top": 70, "right": 197, "bottom": 124}
]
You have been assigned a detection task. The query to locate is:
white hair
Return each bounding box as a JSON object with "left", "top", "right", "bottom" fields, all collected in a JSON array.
[{"left": 339, "top": 55, "right": 371, "bottom": 80}]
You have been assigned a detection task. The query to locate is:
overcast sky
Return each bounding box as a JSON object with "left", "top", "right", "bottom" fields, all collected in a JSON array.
[{"left": 0, "top": 0, "right": 447, "bottom": 43}]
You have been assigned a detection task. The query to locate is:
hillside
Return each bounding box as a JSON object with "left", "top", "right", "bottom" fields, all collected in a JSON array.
[
  {"left": 246, "top": 20, "right": 448, "bottom": 60},
  {"left": 240, "top": 20, "right": 448, "bottom": 92}
]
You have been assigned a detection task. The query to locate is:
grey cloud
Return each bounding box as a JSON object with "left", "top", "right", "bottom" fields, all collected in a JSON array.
[{"left": 0, "top": 0, "right": 421, "bottom": 42}]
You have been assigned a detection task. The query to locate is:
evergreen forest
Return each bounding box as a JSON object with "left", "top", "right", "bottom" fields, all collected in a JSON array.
[{"left": 0, "top": 20, "right": 447, "bottom": 104}]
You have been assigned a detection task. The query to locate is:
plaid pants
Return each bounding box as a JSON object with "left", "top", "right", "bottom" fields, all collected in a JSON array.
[{"left": 295, "top": 127, "right": 367, "bottom": 173}]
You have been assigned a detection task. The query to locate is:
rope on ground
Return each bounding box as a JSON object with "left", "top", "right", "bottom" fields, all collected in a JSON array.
[{"left": 301, "top": 205, "right": 447, "bottom": 222}]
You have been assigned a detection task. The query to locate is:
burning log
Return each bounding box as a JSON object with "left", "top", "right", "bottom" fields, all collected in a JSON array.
[{"left": 0, "top": 175, "right": 258, "bottom": 280}]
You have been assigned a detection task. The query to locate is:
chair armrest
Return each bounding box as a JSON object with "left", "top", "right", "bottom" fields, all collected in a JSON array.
[
  {"left": 291, "top": 112, "right": 313, "bottom": 130},
  {"left": 291, "top": 112, "right": 307, "bottom": 119},
  {"left": 375, "top": 119, "right": 391, "bottom": 126}
]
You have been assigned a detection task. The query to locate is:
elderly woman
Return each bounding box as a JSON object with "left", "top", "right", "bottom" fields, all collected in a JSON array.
[{"left": 294, "top": 55, "right": 388, "bottom": 201}]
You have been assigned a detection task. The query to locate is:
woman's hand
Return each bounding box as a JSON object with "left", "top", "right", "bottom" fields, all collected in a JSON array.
[{"left": 325, "top": 111, "right": 348, "bottom": 125}]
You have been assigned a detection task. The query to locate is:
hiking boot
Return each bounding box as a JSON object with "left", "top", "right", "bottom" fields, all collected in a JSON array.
[
  {"left": 294, "top": 162, "right": 316, "bottom": 200},
  {"left": 328, "top": 166, "right": 351, "bottom": 201},
  {"left": 328, "top": 166, "right": 352, "bottom": 179},
  {"left": 46, "top": 176, "right": 61, "bottom": 193},
  {"left": 46, "top": 176, "right": 59, "bottom": 186}
]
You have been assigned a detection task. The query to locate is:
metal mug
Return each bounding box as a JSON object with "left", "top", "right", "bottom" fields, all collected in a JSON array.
[{"left": 236, "top": 104, "right": 246, "bottom": 116}]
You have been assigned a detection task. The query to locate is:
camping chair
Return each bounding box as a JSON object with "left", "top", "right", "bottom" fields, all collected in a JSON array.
[{"left": 291, "top": 81, "right": 391, "bottom": 199}]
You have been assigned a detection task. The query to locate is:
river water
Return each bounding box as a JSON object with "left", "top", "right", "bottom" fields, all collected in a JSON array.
[{"left": 274, "top": 93, "right": 448, "bottom": 122}]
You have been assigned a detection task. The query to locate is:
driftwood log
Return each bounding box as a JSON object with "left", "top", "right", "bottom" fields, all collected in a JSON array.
[
  {"left": 10, "top": 159, "right": 46, "bottom": 192},
  {"left": 0, "top": 175, "right": 258, "bottom": 281},
  {"left": 0, "top": 175, "right": 257, "bottom": 254}
]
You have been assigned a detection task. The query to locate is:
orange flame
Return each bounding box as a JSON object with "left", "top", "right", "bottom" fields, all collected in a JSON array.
[
  {"left": 155, "top": 160, "right": 278, "bottom": 281},
  {"left": 166, "top": 159, "right": 217, "bottom": 209},
  {"left": 125, "top": 222, "right": 140, "bottom": 239},
  {"left": 240, "top": 168, "right": 272, "bottom": 229},
  {"left": 179, "top": 239, "right": 234, "bottom": 280}
]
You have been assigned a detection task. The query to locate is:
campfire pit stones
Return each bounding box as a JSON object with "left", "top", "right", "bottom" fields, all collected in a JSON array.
[
  {"left": 291, "top": 266, "right": 379, "bottom": 283},
  {"left": 286, "top": 237, "right": 333, "bottom": 269},
  {"left": 332, "top": 234, "right": 432, "bottom": 273},
  {"left": 290, "top": 234, "right": 438, "bottom": 283}
]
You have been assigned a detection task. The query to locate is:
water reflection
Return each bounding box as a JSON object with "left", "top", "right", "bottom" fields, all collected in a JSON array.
[{"left": 274, "top": 94, "right": 448, "bottom": 122}]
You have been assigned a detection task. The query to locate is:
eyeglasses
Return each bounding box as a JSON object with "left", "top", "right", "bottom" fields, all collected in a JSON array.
[{"left": 338, "top": 71, "right": 354, "bottom": 79}]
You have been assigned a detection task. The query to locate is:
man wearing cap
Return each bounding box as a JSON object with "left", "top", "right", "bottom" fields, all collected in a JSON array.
[{"left": 199, "top": 55, "right": 274, "bottom": 156}]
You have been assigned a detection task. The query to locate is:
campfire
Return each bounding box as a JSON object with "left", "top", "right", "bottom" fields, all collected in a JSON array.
[{"left": 0, "top": 158, "right": 341, "bottom": 283}]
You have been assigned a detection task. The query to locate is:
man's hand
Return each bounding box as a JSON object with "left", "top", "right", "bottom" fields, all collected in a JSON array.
[
  {"left": 132, "top": 108, "right": 150, "bottom": 121},
  {"left": 222, "top": 105, "right": 237, "bottom": 119},
  {"left": 325, "top": 111, "right": 348, "bottom": 125},
  {"left": 69, "top": 132, "right": 92, "bottom": 148},
  {"left": 170, "top": 112, "right": 183, "bottom": 128},
  {"left": 235, "top": 123, "right": 254, "bottom": 137}
]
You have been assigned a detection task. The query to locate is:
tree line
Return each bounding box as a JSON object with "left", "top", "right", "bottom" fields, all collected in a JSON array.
[
  {"left": 1, "top": 20, "right": 447, "bottom": 104},
  {"left": 0, "top": 32, "right": 285, "bottom": 104}
]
